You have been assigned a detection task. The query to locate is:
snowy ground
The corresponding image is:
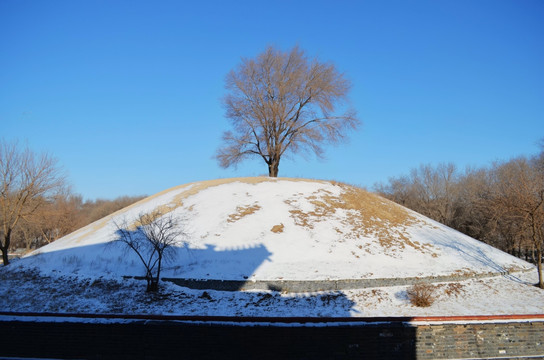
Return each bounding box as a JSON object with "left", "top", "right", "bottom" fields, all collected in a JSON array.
[
  {"left": 2, "top": 178, "right": 542, "bottom": 317},
  {"left": 2, "top": 265, "right": 542, "bottom": 317}
]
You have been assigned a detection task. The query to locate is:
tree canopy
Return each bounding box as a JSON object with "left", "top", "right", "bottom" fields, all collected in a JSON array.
[
  {"left": 216, "top": 46, "right": 359, "bottom": 177},
  {"left": 0, "top": 140, "right": 66, "bottom": 265}
]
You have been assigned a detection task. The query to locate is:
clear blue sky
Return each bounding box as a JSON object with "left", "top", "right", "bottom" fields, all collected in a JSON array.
[{"left": 2, "top": 0, "right": 543, "bottom": 200}]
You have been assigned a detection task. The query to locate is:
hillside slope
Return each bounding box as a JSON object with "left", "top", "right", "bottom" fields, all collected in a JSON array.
[{"left": 17, "top": 177, "right": 532, "bottom": 281}]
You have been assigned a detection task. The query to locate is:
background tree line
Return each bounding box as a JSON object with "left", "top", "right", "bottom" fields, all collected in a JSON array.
[
  {"left": 374, "top": 142, "right": 543, "bottom": 287},
  {"left": 1, "top": 139, "right": 144, "bottom": 264},
  {"left": 12, "top": 193, "right": 145, "bottom": 251}
]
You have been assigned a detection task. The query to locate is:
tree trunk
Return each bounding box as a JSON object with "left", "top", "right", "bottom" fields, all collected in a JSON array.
[
  {"left": 268, "top": 160, "right": 279, "bottom": 177},
  {"left": 531, "top": 218, "right": 543, "bottom": 289},
  {"left": 537, "top": 248, "right": 543, "bottom": 289},
  {"left": 1, "top": 231, "right": 11, "bottom": 266},
  {"left": 147, "top": 279, "right": 159, "bottom": 292},
  {"left": 1, "top": 247, "right": 8, "bottom": 266}
]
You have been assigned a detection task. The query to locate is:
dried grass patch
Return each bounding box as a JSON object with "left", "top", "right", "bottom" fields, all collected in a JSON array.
[
  {"left": 141, "top": 177, "right": 322, "bottom": 222},
  {"left": 227, "top": 204, "right": 261, "bottom": 222},
  {"left": 437, "top": 282, "right": 465, "bottom": 298},
  {"left": 444, "top": 282, "right": 465, "bottom": 297},
  {"left": 336, "top": 185, "right": 437, "bottom": 255},
  {"left": 127, "top": 209, "right": 170, "bottom": 230},
  {"left": 69, "top": 177, "right": 439, "bottom": 257},
  {"left": 286, "top": 182, "right": 437, "bottom": 256},
  {"left": 452, "top": 268, "right": 476, "bottom": 277},
  {"left": 71, "top": 177, "right": 277, "bottom": 243},
  {"left": 354, "top": 288, "right": 387, "bottom": 305},
  {"left": 66, "top": 177, "right": 334, "bottom": 244},
  {"left": 270, "top": 224, "right": 284, "bottom": 233}
]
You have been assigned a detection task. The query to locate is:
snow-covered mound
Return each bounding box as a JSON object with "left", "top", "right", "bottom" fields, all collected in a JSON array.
[{"left": 19, "top": 177, "right": 533, "bottom": 281}]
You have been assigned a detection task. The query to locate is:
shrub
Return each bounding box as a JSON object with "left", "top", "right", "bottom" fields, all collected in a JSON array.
[
  {"left": 115, "top": 210, "right": 184, "bottom": 292},
  {"left": 407, "top": 283, "right": 435, "bottom": 307}
]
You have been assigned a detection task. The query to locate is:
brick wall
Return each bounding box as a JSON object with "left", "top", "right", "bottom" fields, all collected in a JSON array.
[
  {"left": 415, "top": 320, "right": 544, "bottom": 359},
  {"left": 0, "top": 314, "right": 542, "bottom": 359}
]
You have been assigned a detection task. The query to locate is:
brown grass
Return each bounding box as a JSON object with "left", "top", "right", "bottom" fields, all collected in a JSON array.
[
  {"left": 286, "top": 182, "right": 437, "bottom": 256},
  {"left": 68, "top": 177, "right": 440, "bottom": 257},
  {"left": 71, "top": 177, "right": 278, "bottom": 243},
  {"left": 69, "top": 177, "right": 332, "bottom": 243},
  {"left": 441, "top": 282, "right": 465, "bottom": 297},
  {"left": 407, "top": 283, "right": 436, "bottom": 307},
  {"left": 270, "top": 224, "right": 284, "bottom": 233},
  {"left": 227, "top": 204, "right": 261, "bottom": 222},
  {"left": 353, "top": 288, "right": 387, "bottom": 305}
]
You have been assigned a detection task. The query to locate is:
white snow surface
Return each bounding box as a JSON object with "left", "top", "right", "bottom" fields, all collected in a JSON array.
[
  {"left": 3, "top": 177, "right": 543, "bottom": 317},
  {"left": 14, "top": 177, "right": 533, "bottom": 280},
  {"left": 1, "top": 267, "right": 543, "bottom": 317}
]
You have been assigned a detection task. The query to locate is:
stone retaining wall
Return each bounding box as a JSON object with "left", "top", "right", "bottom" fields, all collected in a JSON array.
[{"left": 160, "top": 269, "right": 532, "bottom": 292}]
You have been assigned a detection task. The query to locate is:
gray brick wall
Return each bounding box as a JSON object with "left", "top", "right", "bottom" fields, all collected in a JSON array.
[
  {"left": 415, "top": 321, "right": 544, "bottom": 359},
  {"left": 1, "top": 315, "right": 543, "bottom": 359}
]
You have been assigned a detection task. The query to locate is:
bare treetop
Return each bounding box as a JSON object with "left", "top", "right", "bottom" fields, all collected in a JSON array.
[{"left": 216, "top": 46, "right": 359, "bottom": 177}]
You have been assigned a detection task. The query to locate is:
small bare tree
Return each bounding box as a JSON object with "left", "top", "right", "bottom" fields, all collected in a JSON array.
[
  {"left": 115, "top": 210, "right": 183, "bottom": 292},
  {"left": 0, "top": 140, "right": 66, "bottom": 265},
  {"left": 216, "top": 46, "right": 359, "bottom": 177}
]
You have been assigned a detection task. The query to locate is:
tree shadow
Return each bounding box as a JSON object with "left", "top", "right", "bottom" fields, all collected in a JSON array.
[
  {"left": 5, "top": 240, "right": 421, "bottom": 358},
  {"left": 12, "top": 237, "right": 355, "bottom": 314},
  {"left": 431, "top": 235, "right": 509, "bottom": 274},
  {"left": 167, "top": 243, "right": 273, "bottom": 281}
]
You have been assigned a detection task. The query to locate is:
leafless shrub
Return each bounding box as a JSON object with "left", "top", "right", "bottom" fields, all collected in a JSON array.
[
  {"left": 407, "top": 283, "right": 435, "bottom": 307},
  {"left": 114, "top": 210, "right": 185, "bottom": 292}
]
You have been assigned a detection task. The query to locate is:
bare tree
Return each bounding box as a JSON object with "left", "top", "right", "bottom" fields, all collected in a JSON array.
[
  {"left": 115, "top": 210, "right": 183, "bottom": 292},
  {"left": 0, "top": 140, "right": 66, "bottom": 265},
  {"left": 374, "top": 175, "right": 413, "bottom": 207},
  {"left": 84, "top": 195, "right": 146, "bottom": 225},
  {"left": 216, "top": 46, "right": 359, "bottom": 177},
  {"left": 11, "top": 192, "right": 83, "bottom": 250},
  {"left": 7, "top": 193, "right": 147, "bottom": 252},
  {"left": 374, "top": 143, "right": 544, "bottom": 281},
  {"left": 454, "top": 167, "right": 499, "bottom": 246},
  {"left": 490, "top": 158, "right": 544, "bottom": 288},
  {"left": 410, "top": 163, "right": 460, "bottom": 227},
  {"left": 376, "top": 163, "right": 460, "bottom": 227}
]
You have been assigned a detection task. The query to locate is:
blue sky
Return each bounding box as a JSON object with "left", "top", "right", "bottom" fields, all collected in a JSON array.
[{"left": 2, "top": 0, "right": 543, "bottom": 200}]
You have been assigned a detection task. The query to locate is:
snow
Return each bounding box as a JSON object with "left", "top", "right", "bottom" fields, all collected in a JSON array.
[
  {"left": 2, "top": 177, "right": 543, "bottom": 317},
  {"left": 1, "top": 267, "right": 543, "bottom": 317}
]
